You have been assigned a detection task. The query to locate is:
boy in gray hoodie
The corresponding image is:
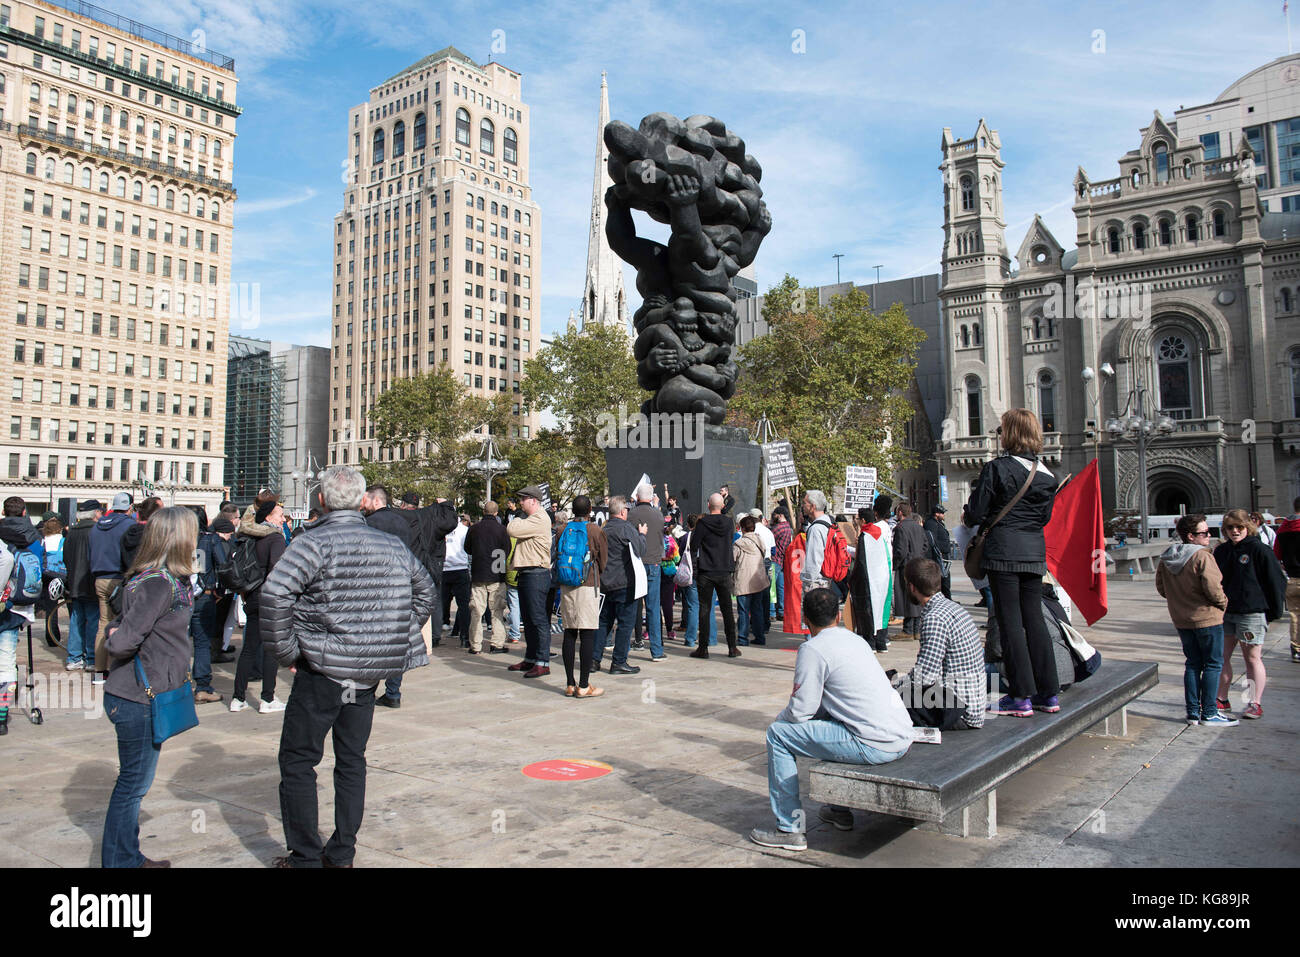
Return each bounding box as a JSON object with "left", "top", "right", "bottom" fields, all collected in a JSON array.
[{"left": 1155, "top": 513, "right": 1235, "bottom": 727}]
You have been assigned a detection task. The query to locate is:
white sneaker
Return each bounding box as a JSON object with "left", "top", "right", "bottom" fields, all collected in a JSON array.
[
  {"left": 65, "top": 660, "right": 85, "bottom": 671},
  {"left": 91, "top": 673, "right": 106, "bottom": 685},
  {"left": 230, "top": 698, "right": 249, "bottom": 713},
  {"left": 258, "top": 697, "right": 287, "bottom": 714}
]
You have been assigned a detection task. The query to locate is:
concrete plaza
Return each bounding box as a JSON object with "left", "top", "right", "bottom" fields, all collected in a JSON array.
[{"left": 2, "top": 577, "right": 1296, "bottom": 868}]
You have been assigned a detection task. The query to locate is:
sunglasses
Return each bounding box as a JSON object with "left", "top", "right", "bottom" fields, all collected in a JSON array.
[
  {"left": 1191, "top": 530, "right": 1210, "bottom": 538},
  {"left": 1224, "top": 525, "right": 1245, "bottom": 531}
]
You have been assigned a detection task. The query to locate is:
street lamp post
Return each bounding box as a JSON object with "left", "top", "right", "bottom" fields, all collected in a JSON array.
[
  {"left": 467, "top": 431, "right": 509, "bottom": 507},
  {"left": 1105, "top": 372, "right": 1175, "bottom": 544}
]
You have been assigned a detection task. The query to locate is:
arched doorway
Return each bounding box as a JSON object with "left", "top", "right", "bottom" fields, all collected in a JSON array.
[{"left": 1147, "top": 466, "right": 1211, "bottom": 516}]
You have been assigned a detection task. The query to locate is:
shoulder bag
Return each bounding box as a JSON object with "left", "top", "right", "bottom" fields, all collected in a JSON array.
[{"left": 963, "top": 461, "right": 1038, "bottom": 581}]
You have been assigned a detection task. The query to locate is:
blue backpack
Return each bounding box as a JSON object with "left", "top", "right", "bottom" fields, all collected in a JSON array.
[
  {"left": 554, "top": 521, "right": 591, "bottom": 588},
  {"left": 44, "top": 537, "right": 66, "bottom": 576},
  {"left": 4, "top": 545, "right": 45, "bottom": 608}
]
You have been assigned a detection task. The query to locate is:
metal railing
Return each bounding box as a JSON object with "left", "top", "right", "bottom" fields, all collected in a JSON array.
[
  {"left": 39, "top": 0, "right": 234, "bottom": 70},
  {"left": 0, "top": 23, "right": 240, "bottom": 116},
  {"left": 18, "top": 124, "right": 236, "bottom": 195}
]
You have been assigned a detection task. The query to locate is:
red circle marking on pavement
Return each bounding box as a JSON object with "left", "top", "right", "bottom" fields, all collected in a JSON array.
[{"left": 522, "top": 759, "right": 613, "bottom": 781}]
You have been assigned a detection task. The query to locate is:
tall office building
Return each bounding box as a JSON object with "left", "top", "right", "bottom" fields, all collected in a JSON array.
[
  {"left": 329, "top": 46, "right": 541, "bottom": 467},
  {"left": 0, "top": 0, "right": 238, "bottom": 514}
]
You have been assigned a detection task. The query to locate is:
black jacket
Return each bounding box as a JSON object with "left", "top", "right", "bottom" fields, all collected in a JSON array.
[
  {"left": 366, "top": 507, "right": 417, "bottom": 553},
  {"left": 964, "top": 454, "right": 1058, "bottom": 566},
  {"left": 260, "top": 510, "right": 435, "bottom": 686},
  {"left": 120, "top": 522, "right": 147, "bottom": 573},
  {"left": 1214, "top": 536, "right": 1287, "bottom": 619},
  {"left": 64, "top": 519, "right": 98, "bottom": 600},
  {"left": 404, "top": 502, "right": 458, "bottom": 584},
  {"left": 923, "top": 517, "right": 952, "bottom": 560},
  {"left": 691, "top": 514, "right": 735, "bottom": 575},
  {"left": 196, "top": 531, "right": 231, "bottom": 593},
  {"left": 466, "top": 518, "right": 510, "bottom": 584},
  {"left": 600, "top": 516, "right": 644, "bottom": 593},
  {"left": 243, "top": 528, "right": 287, "bottom": 613},
  {"left": 1274, "top": 518, "right": 1300, "bottom": 577}
]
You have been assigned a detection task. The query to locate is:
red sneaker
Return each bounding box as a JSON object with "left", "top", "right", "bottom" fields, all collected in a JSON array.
[{"left": 1241, "top": 702, "right": 1262, "bottom": 719}]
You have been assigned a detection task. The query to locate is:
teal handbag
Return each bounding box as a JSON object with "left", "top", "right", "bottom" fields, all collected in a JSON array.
[{"left": 134, "top": 656, "right": 199, "bottom": 745}]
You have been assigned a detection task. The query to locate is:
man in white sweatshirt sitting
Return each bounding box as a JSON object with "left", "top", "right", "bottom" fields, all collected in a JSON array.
[{"left": 750, "top": 587, "right": 914, "bottom": 851}]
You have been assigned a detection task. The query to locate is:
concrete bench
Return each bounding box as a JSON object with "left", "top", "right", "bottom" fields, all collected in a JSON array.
[{"left": 807, "top": 659, "right": 1159, "bottom": 838}]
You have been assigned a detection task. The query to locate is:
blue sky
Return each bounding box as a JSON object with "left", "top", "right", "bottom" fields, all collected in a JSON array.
[{"left": 109, "top": 0, "right": 1295, "bottom": 346}]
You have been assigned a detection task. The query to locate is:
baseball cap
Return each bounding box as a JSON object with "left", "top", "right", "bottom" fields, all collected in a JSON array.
[
  {"left": 749, "top": 508, "right": 763, "bottom": 519},
  {"left": 111, "top": 492, "right": 132, "bottom": 511},
  {"left": 78, "top": 499, "right": 104, "bottom": 512}
]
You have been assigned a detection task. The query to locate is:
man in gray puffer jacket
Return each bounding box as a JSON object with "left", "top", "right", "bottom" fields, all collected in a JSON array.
[{"left": 261, "top": 465, "right": 435, "bottom": 868}]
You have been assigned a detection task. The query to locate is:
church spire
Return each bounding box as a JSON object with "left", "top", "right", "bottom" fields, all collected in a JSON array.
[{"left": 582, "top": 72, "right": 627, "bottom": 332}]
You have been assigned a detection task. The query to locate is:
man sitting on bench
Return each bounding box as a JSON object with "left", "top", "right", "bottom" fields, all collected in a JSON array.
[
  {"left": 750, "top": 588, "right": 913, "bottom": 850},
  {"left": 894, "top": 558, "right": 986, "bottom": 730}
]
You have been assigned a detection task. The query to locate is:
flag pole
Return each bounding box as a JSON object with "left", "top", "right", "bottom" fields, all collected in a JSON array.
[{"left": 1290, "top": 1, "right": 1294, "bottom": 55}]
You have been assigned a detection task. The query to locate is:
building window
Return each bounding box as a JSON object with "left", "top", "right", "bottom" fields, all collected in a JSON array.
[
  {"left": 1200, "top": 132, "right": 1220, "bottom": 160},
  {"left": 1107, "top": 227, "right": 1120, "bottom": 254},
  {"left": 456, "top": 108, "right": 471, "bottom": 146},
  {"left": 392, "top": 119, "right": 405, "bottom": 158},
  {"left": 1158, "top": 218, "right": 1172, "bottom": 246},
  {"left": 372, "top": 128, "right": 385, "bottom": 165},
  {"left": 503, "top": 127, "right": 518, "bottom": 164},
  {"left": 1133, "top": 222, "right": 1146, "bottom": 250},
  {"left": 960, "top": 175, "right": 973, "bottom": 212},
  {"left": 1153, "top": 142, "right": 1169, "bottom": 184},
  {"left": 480, "top": 117, "right": 494, "bottom": 155},
  {"left": 413, "top": 112, "right": 426, "bottom": 150},
  {"left": 1037, "top": 371, "right": 1056, "bottom": 432},
  {"left": 1185, "top": 214, "right": 1199, "bottom": 241},
  {"left": 1155, "top": 333, "right": 1195, "bottom": 419},
  {"left": 1213, "top": 209, "right": 1226, "bottom": 238},
  {"left": 965, "top": 376, "right": 982, "bottom": 437}
]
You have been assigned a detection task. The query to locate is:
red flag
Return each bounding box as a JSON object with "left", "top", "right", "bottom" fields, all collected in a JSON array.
[{"left": 1044, "top": 458, "right": 1108, "bottom": 625}]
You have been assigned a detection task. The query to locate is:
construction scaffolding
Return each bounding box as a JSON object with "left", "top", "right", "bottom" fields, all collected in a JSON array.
[{"left": 225, "top": 337, "right": 284, "bottom": 507}]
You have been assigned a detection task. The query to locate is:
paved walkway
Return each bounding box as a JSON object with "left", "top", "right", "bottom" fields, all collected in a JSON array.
[{"left": 3, "top": 578, "right": 1296, "bottom": 867}]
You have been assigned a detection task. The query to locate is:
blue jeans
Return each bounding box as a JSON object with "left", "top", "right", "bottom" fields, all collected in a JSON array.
[
  {"left": 102, "top": 693, "right": 161, "bottom": 867},
  {"left": 190, "top": 593, "right": 217, "bottom": 693},
  {"left": 766, "top": 719, "right": 908, "bottom": 831},
  {"left": 642, "top": 564, "right": 663, "bottom": 657},
  {"left": 1178, "top": 625, "right": 1224, "bottom": 719},
  {"left": 743, "top": 591, "right": 769, "bottom": 643},
  {"left": 506, "top": 585, "right": 521, "bottom": 640},
  {"left": 682, "top": 583, "right": 718, "bottom": 647},
  {"left": 737, "top": 590, "right": 749, "bottom": 640},
  {"left": 68, "top": 598, "right": 100, "bottom": 666},
  {"left": 595, "top": 586, "right": 637, "bottom": 667},
  {"left": 0, "top": 625, "right": 21, "bottom": 685},
  {"left": 517, "top": 568, "right": 552, "bottom": 664},
  {"left": 774, "top": 560, "right": 783, "bottom": 614}
]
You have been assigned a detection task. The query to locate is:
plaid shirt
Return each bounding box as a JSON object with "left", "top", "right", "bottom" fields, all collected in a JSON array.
[
  {"left": 907, "top": 593, "right": 985, "bottom": 728},
  {"left": 773, "top": 521, "right": 793, "bottom": 561}
]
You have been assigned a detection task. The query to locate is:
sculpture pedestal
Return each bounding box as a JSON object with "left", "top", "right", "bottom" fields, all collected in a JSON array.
[{"left": 604, "top": 423, "right": 761, "bottom": 518}]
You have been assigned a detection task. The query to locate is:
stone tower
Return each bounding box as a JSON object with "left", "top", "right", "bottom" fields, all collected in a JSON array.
[
  {"left": 581, "top": 72, "right": 628, "bottom": 331},
  {"left": 938, "top": 120, "right": 1012, "bottom": 500}
]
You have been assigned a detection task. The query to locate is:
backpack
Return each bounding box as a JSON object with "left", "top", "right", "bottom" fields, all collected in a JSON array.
[
  {"left": 554, "top": 521, "right": 591, "bottom": 588},
  {"left": 216, "top": 536, "right": 265, "bottom": 594},
  {"left": 674, "top": 532, "right": 694, "bottom": 588},
  {"left": 819, "top": 518, "right": 851, "bottom": 587},
  {"left": 44, "top": 537, "right": 66, "bottom": 576},
  {"left": 3, "top": 544, "right": 45, "bottom": 608}
]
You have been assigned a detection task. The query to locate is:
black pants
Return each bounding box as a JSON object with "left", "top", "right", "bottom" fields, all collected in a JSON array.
[
  {"left": 442, "top": 569, "right": 471, "bottom": 642},
  {"left": 988, "top": 571, "right": 1059, "bottom": 700},
  {"left": 278, "top": 667, "right": 376, "bottom": 867},
  {"left": 695, "top": 572, "right": 738, "bottom": 649},
  {"left": 233, "top": 610, "right": 277, "bottom": 704},
  {"left": 940, "top": 574, "right": 952, "bottom": 601},
  {"left": 562, "top": 628, "right": 595, "bottom": 688},
  {"left": 213, "top": 593, "right": 234, "bottom": 654}
]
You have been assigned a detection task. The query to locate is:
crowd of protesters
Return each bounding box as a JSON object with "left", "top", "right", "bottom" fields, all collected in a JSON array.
[{"left": 5, "top": 405, "right": 1292, "bottom": 863}]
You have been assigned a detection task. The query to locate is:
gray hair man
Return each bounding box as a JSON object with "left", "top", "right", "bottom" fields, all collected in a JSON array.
[
  {"left": 801, "top": 490, "right": 833, "bottom": 594},
  {"left": 628, "top": 481, "right": 667, "bottom": 661},
  {"left": 261, "top": 465, "right": 435, "bottom": 868}
]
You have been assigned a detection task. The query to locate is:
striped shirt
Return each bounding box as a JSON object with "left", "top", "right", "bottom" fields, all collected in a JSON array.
[{"left": 906, "top": 593, "right": 986, "bottom": 728}]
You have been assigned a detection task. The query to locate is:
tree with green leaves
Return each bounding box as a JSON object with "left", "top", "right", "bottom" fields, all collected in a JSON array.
[
  {"left": 727, "top": 274, "right": 926, "bottom": 497},
  {"left": 520, "top": 321, "right": 648, "bottom": 500},
  {"left": 359, "top": 367, "right": 513, "bottom": 507}
]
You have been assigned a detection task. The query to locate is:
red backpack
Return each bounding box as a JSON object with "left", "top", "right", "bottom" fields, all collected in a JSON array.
[{"left": 820, "top": 519, "right": 851, "bottom": 585}]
